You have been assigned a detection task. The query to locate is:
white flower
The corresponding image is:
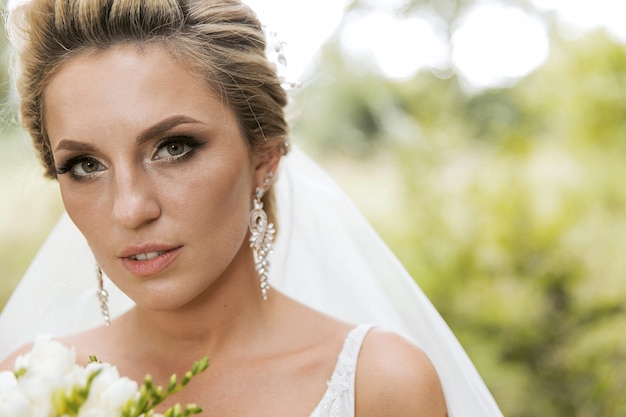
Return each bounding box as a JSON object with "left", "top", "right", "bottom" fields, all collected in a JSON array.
[
  {"left": 5, "top": 340, "right": 206, "bottom": 417},
  {"left": 0, "top": 371, "right": 17, "bottom": 390},
  {"left": 77, "top": 362, "right": 138, "bottom": 417},
  {"left": 16, "top": 340, "right": 76, "bottom": 378},
  {"left": 0, "top": 371, "right": 34, "bottom": 417},
  {"left": 14, "top": 340, "right": 77, "bottom": 417}
]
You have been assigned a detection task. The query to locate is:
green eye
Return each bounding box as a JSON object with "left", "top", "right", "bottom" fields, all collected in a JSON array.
[
  {"left": 80, "top": 159, "right": 101, "bottom": 173},
  {"left": 165, "top": 142, "right": 186, "bottom": 156},
  {"left": 154, "top": 136, "right": 200, "bottom": 161},
  {"left": 55, "top": 156, "right": 106, "bottom": 181}
]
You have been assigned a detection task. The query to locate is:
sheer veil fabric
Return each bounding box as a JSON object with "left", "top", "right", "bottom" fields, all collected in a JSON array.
[{"left": 0, "top": 147, "right": 503, "bottom": 416}]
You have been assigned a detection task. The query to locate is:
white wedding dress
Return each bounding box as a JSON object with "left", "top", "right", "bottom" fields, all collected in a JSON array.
[
  {"left": 309, "top": 324, "right": 373, "bottom": 417},
  {"left": 0, "top": 147, "right": 503, "bottom": 416}
]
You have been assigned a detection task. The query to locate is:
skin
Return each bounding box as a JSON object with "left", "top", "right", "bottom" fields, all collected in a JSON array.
[{"left": 1, "top": 45, "right": 448, "bottom": 417}]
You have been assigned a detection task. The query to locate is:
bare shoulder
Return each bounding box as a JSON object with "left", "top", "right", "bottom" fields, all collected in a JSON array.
[
  {"left": 356, "top": 328, "right": 448, "bottom": 417},
  {"left": 58, "top": 327, "right": 110, "bottom": 364},
  {"left": 0, "top": 342, "right": 34, "bottom": 372}
]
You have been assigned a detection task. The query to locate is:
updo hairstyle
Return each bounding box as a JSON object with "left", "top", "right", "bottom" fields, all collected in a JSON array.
[{"left": 8, "top": 0, "right": 289, "bottom": 225}]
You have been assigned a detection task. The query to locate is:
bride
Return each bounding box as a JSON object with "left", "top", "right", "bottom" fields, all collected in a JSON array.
[{"left": 0, "top": 0, "right": 503, "bottom": 416}]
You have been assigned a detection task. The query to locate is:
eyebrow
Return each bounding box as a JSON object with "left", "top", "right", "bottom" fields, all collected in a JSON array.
[
  {"left": 53, "top": 115, "right": 206, "bottom": 152},
  {"left": 54, "top": 140, "right": 97, "bottom": 153},
  {"left": 136, "top": 115, "right": 206, "bottom": 146}
]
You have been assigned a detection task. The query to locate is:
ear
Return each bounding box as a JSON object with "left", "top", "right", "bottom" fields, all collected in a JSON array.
[{"left": 253, "top": 145, "right": 282, "bottom": 191}]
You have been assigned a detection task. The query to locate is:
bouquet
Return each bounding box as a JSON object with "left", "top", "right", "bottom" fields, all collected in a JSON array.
[{"left": 0, "top": 340, "right": 208, "bottom": 417}]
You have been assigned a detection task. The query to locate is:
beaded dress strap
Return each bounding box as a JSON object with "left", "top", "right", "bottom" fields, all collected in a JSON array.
[{"left": 309, "top": 324, "right": 374, "bottom": 417}]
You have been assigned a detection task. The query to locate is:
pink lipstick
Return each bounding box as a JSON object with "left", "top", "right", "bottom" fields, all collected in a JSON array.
[{"left": 119, "top": 245, "right": 181, "bottom": 276}]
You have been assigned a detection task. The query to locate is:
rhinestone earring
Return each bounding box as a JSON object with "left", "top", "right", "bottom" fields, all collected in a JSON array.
[
  {"left": 96, "top": 266, "right": 111, "bottom": 326},
  {"left": 248, "top": 172, "right": 275, "bottom": 300}
]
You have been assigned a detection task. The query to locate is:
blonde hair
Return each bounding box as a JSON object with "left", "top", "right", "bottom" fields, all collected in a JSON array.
[{"left": 9, "top": 0, "right": 289, "bottom": 224}]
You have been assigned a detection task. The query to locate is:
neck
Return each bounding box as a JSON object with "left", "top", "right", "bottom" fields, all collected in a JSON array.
[{"left": 112, "top": 247, "right": 274, "bottom": 364}]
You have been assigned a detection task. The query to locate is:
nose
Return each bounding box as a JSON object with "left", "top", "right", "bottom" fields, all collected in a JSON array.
[{"left": 111, "top": 167, "right": 161, "bottom": 230}]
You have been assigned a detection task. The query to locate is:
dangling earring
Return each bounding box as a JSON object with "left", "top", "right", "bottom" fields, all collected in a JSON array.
[
  {"left": 249, "top": 172, "right": 275, "bottom": 300},
  {"left": 96, "top": 266, "right": 111, "bottom": 326}
]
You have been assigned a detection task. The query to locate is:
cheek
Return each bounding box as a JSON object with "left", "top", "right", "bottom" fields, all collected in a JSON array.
[
  {"left": 59, "top": 180, "right": 101, "bottom": 229},
  {"left": 58, "top": 182, "right": 113, "bottom": 261},
  {"left": 170, "top": 158, "right": 253, "bottom": 241}
]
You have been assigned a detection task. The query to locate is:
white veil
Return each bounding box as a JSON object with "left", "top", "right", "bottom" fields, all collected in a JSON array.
[{"left": 0, "top": 147, "right": 503, "bottom": 416}]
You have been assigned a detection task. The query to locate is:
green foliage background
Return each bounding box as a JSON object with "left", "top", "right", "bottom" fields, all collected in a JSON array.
[
  {"left": 1, "top": 2, "right": 625, "bottom": 416},
  {"left": 291, "top": 10, "right": 626, "bottom": 416}
]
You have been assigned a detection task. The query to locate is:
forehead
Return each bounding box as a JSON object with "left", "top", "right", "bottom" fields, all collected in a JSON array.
[
  {"left": 46, "top": 43, "right": 214, "bottom": 101},
  {"left": 43, "top": 45, "right": 234, "bottom": 140}
]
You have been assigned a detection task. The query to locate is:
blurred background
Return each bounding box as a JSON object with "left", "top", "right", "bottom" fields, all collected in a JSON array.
[{"left": 1, "top": 0, "right": 625, "bottom": 415}]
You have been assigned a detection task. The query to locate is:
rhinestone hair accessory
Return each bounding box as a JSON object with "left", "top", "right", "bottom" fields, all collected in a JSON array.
[
  {"left": 249, "top": 172, "right": 276, "bottom": 300},
  {"left": 266, "top": 30, "right": 301, "bottom": 91},
  {"left": 96, "top": 266, "right": 111, "bottom": 326}
]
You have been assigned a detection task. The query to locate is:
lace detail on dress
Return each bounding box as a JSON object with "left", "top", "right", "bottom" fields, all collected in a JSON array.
[{"left": 309, "top": 324, "right": 373, "bottom": 417}]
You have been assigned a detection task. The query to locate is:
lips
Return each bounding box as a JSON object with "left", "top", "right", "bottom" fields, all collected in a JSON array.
[
  {"left": 130, "top": 251, "right": 164, "bottom": 261},
  {"left": 119, "top": 245, "right": 182, "bottom": 276}
]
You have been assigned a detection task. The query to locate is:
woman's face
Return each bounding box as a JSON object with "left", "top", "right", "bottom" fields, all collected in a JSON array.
[{"left": 44, "top": 45, "right": 271, "bottom": 310}]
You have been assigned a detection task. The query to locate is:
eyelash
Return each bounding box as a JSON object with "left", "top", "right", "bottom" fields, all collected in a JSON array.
[
  {"left": 55, "top": 155, "right": 104, "bottom": 182},
  {"left": 152, "top": 136, "right": 203, "bottom": 162},
  {"left": 54, "top": 136, "right": 204, "bottom": 182}
]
